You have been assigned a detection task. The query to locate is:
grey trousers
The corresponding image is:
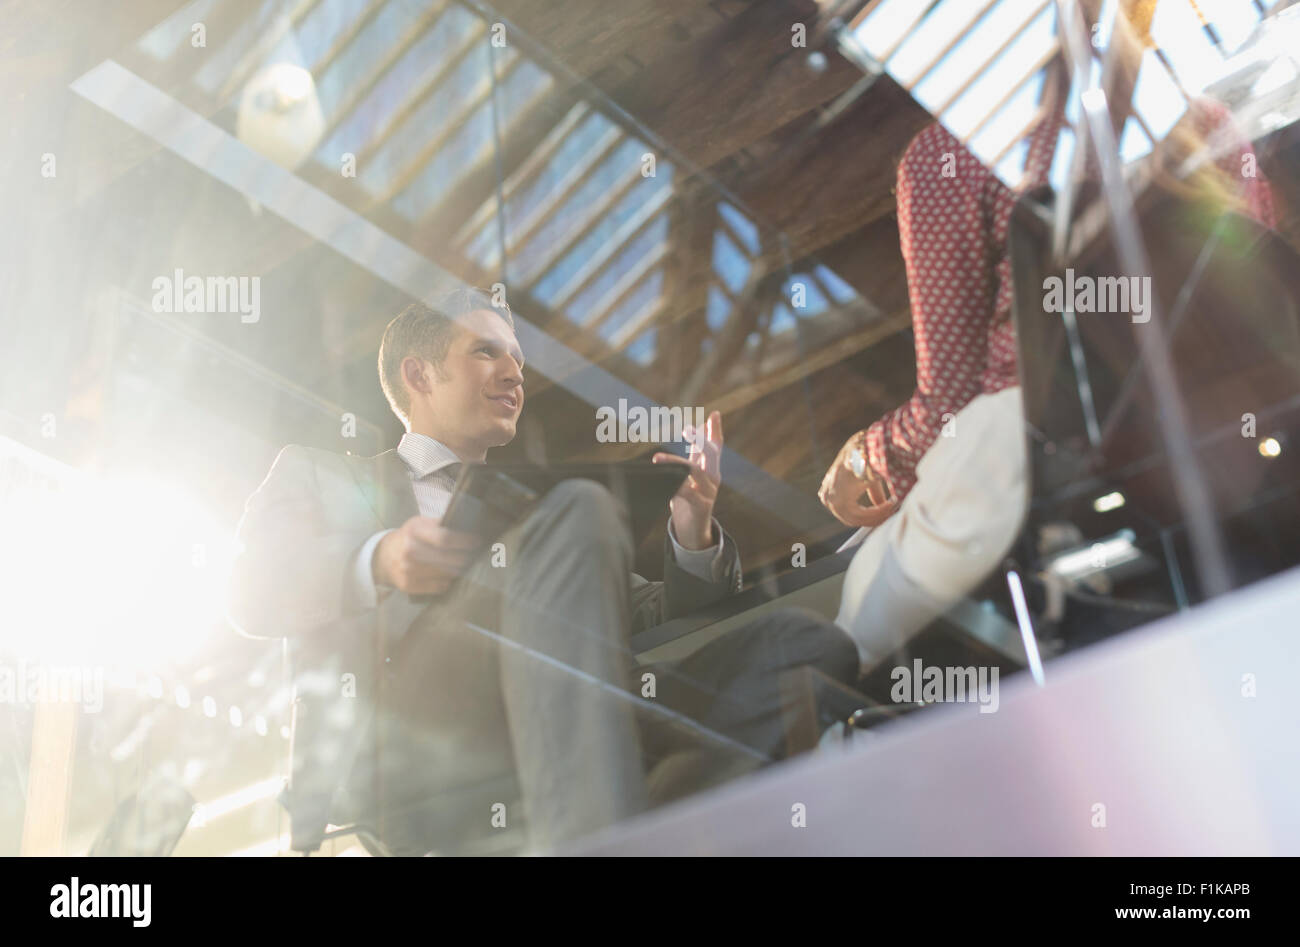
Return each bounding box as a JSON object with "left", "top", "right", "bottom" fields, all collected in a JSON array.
[{"left": 344, "top": 480, "right": 858, "bottom": 854}]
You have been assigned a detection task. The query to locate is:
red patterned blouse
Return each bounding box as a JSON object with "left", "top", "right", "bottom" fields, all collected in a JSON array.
[{"left": 864, "top": 101, "right": 1275, "bottom": 502}]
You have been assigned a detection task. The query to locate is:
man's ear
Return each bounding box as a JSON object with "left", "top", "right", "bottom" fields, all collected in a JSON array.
[{"left": 400, "top": 355, "right": 432, "bottom": 396}]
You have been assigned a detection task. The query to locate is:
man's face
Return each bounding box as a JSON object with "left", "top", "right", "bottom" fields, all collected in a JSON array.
[{"left": 413, "top": 308, "right": 524, "bottom": 454}]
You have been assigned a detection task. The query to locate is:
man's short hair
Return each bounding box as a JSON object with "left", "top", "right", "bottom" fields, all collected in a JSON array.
[{"left": 377, "top": 287, "right": 515, "bottom": 427}]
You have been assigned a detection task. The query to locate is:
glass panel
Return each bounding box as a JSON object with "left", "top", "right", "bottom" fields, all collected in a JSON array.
[{"left": 28, "top": 0, "right": 1300, "bottom": 860}]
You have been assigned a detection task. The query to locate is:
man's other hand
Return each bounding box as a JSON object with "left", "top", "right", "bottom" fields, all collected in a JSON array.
[
  {"left": 652, "top": 410, "right": 723, "bottom": 550},
  {"left": 373, "top": 516, "right": 482, "bottom": 595}
]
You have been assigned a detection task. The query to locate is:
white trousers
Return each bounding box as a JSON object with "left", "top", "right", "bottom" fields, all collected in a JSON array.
[{"left": 835, "top": 387, "right": 1028, "bottom": 676}]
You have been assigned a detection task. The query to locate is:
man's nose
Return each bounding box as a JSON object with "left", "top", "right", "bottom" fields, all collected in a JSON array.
[{"left": 498, "top": 363, "right": 523, "bottom": 389}]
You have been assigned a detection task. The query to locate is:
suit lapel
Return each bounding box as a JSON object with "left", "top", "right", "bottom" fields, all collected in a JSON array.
[
  {"left": 359, "top": 449, "right": 419, "bottom": 529},
  {"left": 351, "top": 450, "right": 430, "bottom": 650}
]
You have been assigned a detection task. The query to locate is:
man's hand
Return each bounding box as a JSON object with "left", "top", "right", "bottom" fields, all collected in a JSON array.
[
  {"left": 372, "top": 515, "right": 482, "bottom": 595},
  {"left": 651, "top": 410, "right": 723, "bottom": 551},
  {"left": 818, "top": 431, "right": 899, "bottom": 529}
]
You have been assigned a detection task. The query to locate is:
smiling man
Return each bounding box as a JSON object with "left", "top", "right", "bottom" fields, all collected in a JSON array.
[{"left": 228, "top": 287, "right": 857, "bottom": 855}]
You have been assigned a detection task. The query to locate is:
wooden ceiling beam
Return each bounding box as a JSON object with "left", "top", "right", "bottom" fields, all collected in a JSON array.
[
  {"left": 705, "top": 307, "right": 913, "bottom": 420},
  {"left": 725, "top": 77, "right": 931, "bottom": 266},
  {"left": 481, "top": 0, "right": 724, "bottom": 80},
  {"left": 606, "top": 0, "right": 865, "bottom": 170}
]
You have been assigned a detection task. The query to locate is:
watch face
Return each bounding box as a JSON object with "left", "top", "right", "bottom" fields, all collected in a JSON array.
[{"left": 848, "top": 449, "right": 866, "bottom": 479}]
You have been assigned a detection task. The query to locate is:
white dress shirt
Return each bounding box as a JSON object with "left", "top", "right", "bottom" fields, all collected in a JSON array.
[{"left": 353, "top": 432, "right": 725, "bottom": 607}]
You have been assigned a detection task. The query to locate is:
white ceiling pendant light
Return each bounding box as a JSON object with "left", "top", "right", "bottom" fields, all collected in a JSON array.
[{"left": 236, "top": 62, "right": 325, "bottom": 171}]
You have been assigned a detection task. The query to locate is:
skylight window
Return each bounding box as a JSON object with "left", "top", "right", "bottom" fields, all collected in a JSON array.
[
  {"left": 359, "top": 45, "right": 512, "bottom": 198},
  {"left": 706, "top": 286, "right": 732, "bottom": 331},
  {"left": 565, "top": 214, "right": 668, "bottom": 324},
  {"left": 770, "top": 302, "right": 798, "bottom": 334},
  {"left": 1118, "top": 115, "right": 1154, "bottom": 162},
  {"left": 944, "top": 3, "right": 1057, "bottom": 139},
  {"left": 887, "top": 0, "right": 994, "bottom": 89},
  {"left": 1131, "top": 48, "right": 1188, "bottom": 139},
  {"left": 995, "top": 136, "right": 1031, "bottom": 188},
  {"left": 783, "top": 273, "right": 829, "bottom": 317},
  {"left": 137, "top": 0, "right": 221, "bottom": 61},
  {"left": 857, "top": 0, "right": 937, "bottom": 60},
  {"left": 295, "top": 0, "right": 376, "bottom": 75},
  {"left": 196, "top": 0, "right": 301, "bottom": 93},
  {"left": 1149, "top": 0, "right": 1226, "bottom": 94},
  {"left": 717, "top": 202, "right": 761, "bottom": 255},
  {"left": 1047, "top": 126, "right": 1075, "bottom": 193},
  {"left": 711, "top": 231, "right": 751, "bottom": 295},
  {"left": 968, "top": 69, "right": 1045, "bottom": 157},
  {"left": 625, "top": 328, "right": 657, "bottom": 365},
  {"left": 316, "top": 0, "right": 436, "bottom": 119},
  {"left": 846, "top": 0, "right": 1270, "bottom": 191},
  {"left": 314, "top": 3, "right": 480, "bottom": 159},
  {"left": 597, "top": 270, "right": 664, "bottom": 342},
  {"left": 460, "top": 107, "right": 615, "bottom": 266},
  {"left": 851, "top": 0, "right": 1059, "bottom": 185},
  {"left": 1194, "top": 0, "right": 1261, "bottom": 53},
  {"left": 905, "top": 0, "right": 1048, "bottom": 111},
  {"left": 509, "top": 136, "right": 647, "bottom": 282},
  {"left": 814, "top": 264, "right": 859, "bottom": 305},
  {"left": 531, "top": 176, "right": 671, "bottom": 306}
]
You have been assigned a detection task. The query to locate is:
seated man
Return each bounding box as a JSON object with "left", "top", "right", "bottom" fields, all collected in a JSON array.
[{"left": 228, "top": 288, "right": 857, "bottom": 854}]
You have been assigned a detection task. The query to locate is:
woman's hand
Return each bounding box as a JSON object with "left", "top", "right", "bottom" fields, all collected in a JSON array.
[{"left": 818, "top": 432, "right": 899, "bottom": 528}]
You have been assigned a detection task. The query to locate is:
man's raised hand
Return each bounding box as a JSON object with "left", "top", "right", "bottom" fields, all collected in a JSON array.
[{"left": 652, "top": 409, "right": 723, "bottom": 551}]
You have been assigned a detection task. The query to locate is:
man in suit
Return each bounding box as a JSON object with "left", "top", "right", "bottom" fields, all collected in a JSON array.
[{"left": 228, "top": 288, "right": 857, "bottom": 854}]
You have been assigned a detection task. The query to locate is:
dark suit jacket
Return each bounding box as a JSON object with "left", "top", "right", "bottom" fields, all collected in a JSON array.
[
  {"left": 226, "top": 444, "right": 742, "bottom": 847},
  {"left": 228, "top": 444, "right": 743, "bottom": 643}
]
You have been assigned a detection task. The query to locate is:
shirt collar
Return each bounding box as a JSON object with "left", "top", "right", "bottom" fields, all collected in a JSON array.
[{"left": 396, "top": 433, "right": 463, "bottom": 479}]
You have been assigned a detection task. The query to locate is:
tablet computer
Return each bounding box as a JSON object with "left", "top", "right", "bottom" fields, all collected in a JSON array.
[{"left": 442, "top": 461, "right": 689, "bottom": 547}]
